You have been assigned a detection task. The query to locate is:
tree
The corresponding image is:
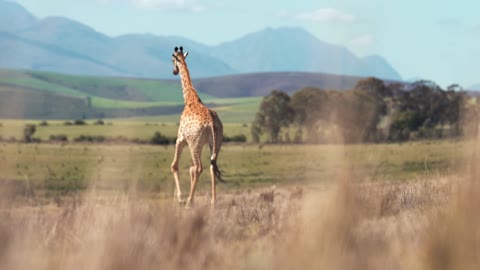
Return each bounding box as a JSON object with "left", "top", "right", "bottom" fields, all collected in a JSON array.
[
  {"left": 336, "top": 89, "right": 386, "bottom": 143},
  {"left": 354, "top": 77, "right": 392, "bottom": 98},
  {"left": 290, "top": 87, "right": 330, "bottom": 142},
  {"left": 252, "top": 90, "right": 293, "bottom": 143},
  {"left": 23, "top": 124, "right": 36, "bottom": 143},
  {"left": 250, "top": 124, "right": 263, "bottom": 143}
]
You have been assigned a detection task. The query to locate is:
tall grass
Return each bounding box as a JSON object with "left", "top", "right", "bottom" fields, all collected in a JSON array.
[{"left": 1, "top": 159, "right": 479, "bottom": 269}]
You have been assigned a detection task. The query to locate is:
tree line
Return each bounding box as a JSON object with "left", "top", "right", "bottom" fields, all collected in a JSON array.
[{"left": 251, "top": 78, "right": 479, "bottom": 144}]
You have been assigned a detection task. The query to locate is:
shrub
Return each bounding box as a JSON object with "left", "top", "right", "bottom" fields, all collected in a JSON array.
[
  {"left": 150, "top": 132, "right": 175, "bottom": 145},
  {"left": 39, "top": 121, "right": 48, "bottom": 126},
  {"left": 64, "top": 121, "right": 73, "bottom": 126},
  {"left": 94, "top": 119, "right": 105, "bottom": 125},
  {"left": 49, "top": 134, "right": 68, "bottom": 142},
  {"left": 23, "top": 124, "right": 36, "bottom": 143},
  {"left": 223, "top": 134, "right": 247, "bottom": 143},
  {"left": 29, "top": 138, "right": 41, "bottom": 143},
  {"left": 73, "top": 135, "right": 105, "bottom": 143},
  {"left": 74, "top": 119, "right": 86, "bottom": 125}
]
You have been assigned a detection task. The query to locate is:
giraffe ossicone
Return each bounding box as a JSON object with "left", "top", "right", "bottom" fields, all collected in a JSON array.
[{"left": 170, "top": 46, "right": 224, "bottom": 207}]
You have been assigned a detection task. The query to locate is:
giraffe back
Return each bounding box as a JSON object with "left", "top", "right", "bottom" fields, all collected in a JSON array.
[{"left": 178, "top": 102, "right": 222, "bottom": 146}]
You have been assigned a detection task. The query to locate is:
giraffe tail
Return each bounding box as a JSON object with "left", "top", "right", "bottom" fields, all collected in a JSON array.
[{"left": 211, "top": 159, "right": 226, "bottom": 183}]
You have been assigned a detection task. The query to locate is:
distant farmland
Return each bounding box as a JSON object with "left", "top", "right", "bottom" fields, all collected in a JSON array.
[
  {"left": 0, "top": 69, "right": 371, "bottom": 121},
  {"left": 0, "top": 69, "right": 262, "bottom": 122}
]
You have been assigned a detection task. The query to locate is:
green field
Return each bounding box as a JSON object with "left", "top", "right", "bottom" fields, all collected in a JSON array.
[
  {"left": 0, "top": 119, "right": 251, "bottom": 142},
  {"left": 0, "top": 139, "right": 469, "bottom": 198},
  {"left": 0, "top": 70, "right": 262, "bottom": 123}
]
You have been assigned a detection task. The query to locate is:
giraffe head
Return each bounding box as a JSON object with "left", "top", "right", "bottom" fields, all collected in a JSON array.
[{"left": 172, "top": 46, "right": 189, "bottom": 75}]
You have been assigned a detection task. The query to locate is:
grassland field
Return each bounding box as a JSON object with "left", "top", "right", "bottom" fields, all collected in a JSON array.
[
  {"left": 0, "top": 135, "right": 479, "bottom": 270},
  {"left": 0, "top": 119, "right": 251, "bottom": 141},
  {"left": 1, "top": 117, "right": 478, "bottom": 270},
  {"left": 0, "top": 134, "right": 469, "bottom": 198}
]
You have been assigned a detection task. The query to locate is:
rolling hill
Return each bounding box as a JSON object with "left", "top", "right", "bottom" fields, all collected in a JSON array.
[
  {"left": 0, "top": 69, "right": 373, "bottom": 121},
  {"left": 194, "top": 72, "right": 364, "bottom": 98},
  {"left": 0, "top": 0, "right": 402, "bottom": 81},
  {"left": 0, "top": 69, "right": 262, "bottom": 121}
]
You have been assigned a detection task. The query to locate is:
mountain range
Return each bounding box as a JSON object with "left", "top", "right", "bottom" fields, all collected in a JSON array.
[{"left": 0, "top": 0, "right": 402, "bottom": 81}]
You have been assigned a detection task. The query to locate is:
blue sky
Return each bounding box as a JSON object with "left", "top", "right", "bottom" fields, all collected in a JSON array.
[{"left": 11, "top": 0, "right": 480, "bottom": 88}]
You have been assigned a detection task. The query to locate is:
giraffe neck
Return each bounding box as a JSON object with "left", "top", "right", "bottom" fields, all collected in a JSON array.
[{"left": 178, "top": 63, "right": 202, "bottom": 105}]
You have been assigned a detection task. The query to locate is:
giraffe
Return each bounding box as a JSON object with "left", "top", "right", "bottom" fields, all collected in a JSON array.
[{"left": 170, "top": 46, "right": 224, "bottom": 207}]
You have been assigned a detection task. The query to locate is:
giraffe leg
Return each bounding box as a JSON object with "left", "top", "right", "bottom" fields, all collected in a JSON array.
[
  {"left": 209, "top": 125, "right": 223, "bottom": 206},
  {"left": 208, "top": 142, "right": 217, "bottom": 206},
  {"left": 171, "top": 138, "right": 186, "bottom": 204},
  {"left": 186, "top": 144, "right": 203, "bottom": 207},
  {"left": 209, "top": 165, "right": 216, "bottom": 206}
]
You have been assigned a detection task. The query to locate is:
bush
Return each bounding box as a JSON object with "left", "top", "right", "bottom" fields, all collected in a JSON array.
[
  {"left": 223, "top": 134, "right": 247, "bottom": 143},
  {"left": 150, "top": 132, "right": 175, "bottom": 145},
  {"left": 23, "top": 124, "right": 36, "bottom": 143},
  {"left": 94, "top": 119, "right": 105, "bottom": 125},
  {"left": 64, "top": 121, "right": 73, "bottom": 126},
  {"left": 73, "top": 135, "right": 105, "bottom": 143},
  {"left": 49, "top": 134, "right": 68, "bottom": 142},
  {"left": 74, "top": 119, "right": 86, "bottom": 125},
  {"left": 39, "top": 121, "right": 48, "bottom": 126}
]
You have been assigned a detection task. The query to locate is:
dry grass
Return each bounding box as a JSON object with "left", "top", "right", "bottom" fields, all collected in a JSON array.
[
  {"left": 1, "top": 172, "right": 479, "bottom": 270},
  {"left": 1, "top": 129, "right": 479, "bottom": 269}
]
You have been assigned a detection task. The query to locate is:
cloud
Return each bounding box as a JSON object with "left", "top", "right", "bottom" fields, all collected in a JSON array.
[
  {"left": 350, "top": 34, "right": 374, "bottom": 47},
  {"left": 296, "top": 8, "right": 355, "bottom": 23},
  {"left": 130, "top": 0, "right": 205, "bottom": 12}
]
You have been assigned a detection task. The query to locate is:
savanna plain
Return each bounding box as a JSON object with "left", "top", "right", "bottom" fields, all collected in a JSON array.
[{"left": 1, "top": 120, "right": 480, "bottom": 270}]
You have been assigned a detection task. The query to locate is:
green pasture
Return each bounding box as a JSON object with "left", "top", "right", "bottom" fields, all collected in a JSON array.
[
  {"left": 0, "top": 70, "right": 245, "bottom": 107},
  {"left": 0, "top": 74, "right": 173, "bottom": 108},
  {"left": 0, "top": 139, "right": 469, "bottom": 198},
  {"left": 128, "top": 97, "right": 261, "bottom": 124},
  {"left": 0, "top": 70, "right": 262, "bottom": 123},
  {"left": 0, "top": 119, "right": 252, "bottom": 141}
]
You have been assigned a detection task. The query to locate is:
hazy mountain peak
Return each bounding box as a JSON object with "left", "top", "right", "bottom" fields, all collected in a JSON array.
[
  {"left": 212, "top": 27, "right": 400, "bottom": 80},
  {"left": 361, "top": 54, "right": 402, "bottom": 81},
  {"left": 17, "top": 15, "right": 111, "bottom": 46},
  {"left": 236, "top": 26, "right": 316, "bottom": 41},
  {"left": 0, "top": 0, "right": 37, "bottom": 32},
  {"left": 26, "top": 16, "right": 108, "bottom": 38}
]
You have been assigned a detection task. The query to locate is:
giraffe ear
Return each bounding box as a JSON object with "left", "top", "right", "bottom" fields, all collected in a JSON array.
[
  {"left": 183, "top": 51, "right": 189, "bottom": 58},
  {"left": 172, "top": 54, "right": 180, "bottom": 61}
]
